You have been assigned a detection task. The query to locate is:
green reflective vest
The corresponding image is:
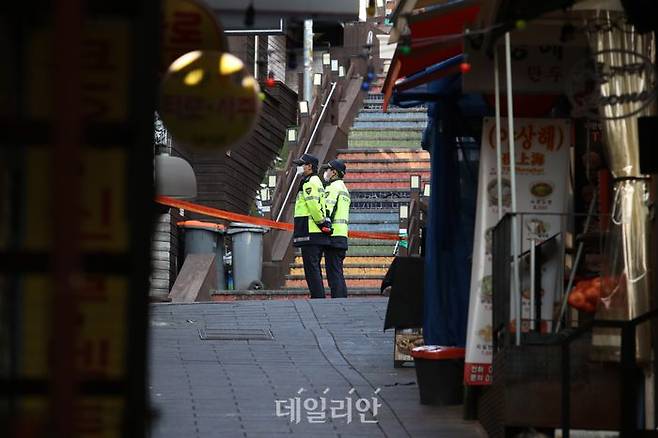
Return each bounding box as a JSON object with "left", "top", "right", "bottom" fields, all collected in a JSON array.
[
  {"left": 293, "top": 174, "right": 327, "bottom": 246},
  {"left": 325, "top": 178, "right": 351, "bottom": 244}
]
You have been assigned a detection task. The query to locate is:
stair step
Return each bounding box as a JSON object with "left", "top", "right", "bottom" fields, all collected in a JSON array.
[
  {"left": 353, "top": 121, "right": 427, "bottom": 129},
  {"left": 284, "top": 277, "right": 384, "bottom": 289},
  {"left": 350, "top": 223, "right": 398, "bottom": 233},
  {"left": 289, "top": 266, "right": 389, "bottom": 276},
  {"left": 351, "top": 203, "right": 409, "bottom": 210},
  {"left": 345, "top": 170, "right": 430, "bottom": 180},
  {"left": 346, "top": 180, "right": 429, "bottom": 190},
  {"left": 277, "top": 288, "right": 382, "bottom": 296},
  {"left": 356, "top": 113, "right": 428, "bottom": 121},
  {"left": 351, "top": 219, "right": 400, "bottom": 226},
  {"left": 349, "top": 127, "right": 424, "bottom": 136},
  {"left": 348, "top": 139, "right": 421, "bottom": 148},
  {"left": 351, "top": 202, "right": 408, "bottom": 210},
  {"left": 347, "top": 246, "right": 397, "bottom": 256},
  {"left": 348, "top": 238, "right": 399, "bottom": 246},
  {"left": 293, "top": 256, "right": 393, "bottom": 265},
  {"left": 340, "top": 161, "right": 430, "bottom": 170},
  {"left": 348, "top": 166, "right": 430, "bottom": 173},
  {"left": 212, "top": 289, "right": 382, "bottom": 298},
  {"left": 292, "top": 240, "right": 397, "bottom": 255},
  {"left": 359, "top": 107, "right": 426, "bottom": 113},
  {"left": 338, "top": 149, "right": 430, "bottom": 157},
  {"left": 350, "top": 211, "right": 400, "bottom": 222}
]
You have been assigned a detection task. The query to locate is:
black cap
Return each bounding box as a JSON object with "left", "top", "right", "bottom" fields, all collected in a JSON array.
[
  {"left": 292, "top": 153, "right": 319, "bottom": 167},
  {"left": 326, "top": 159, "right": 346, "bottom": 175}
]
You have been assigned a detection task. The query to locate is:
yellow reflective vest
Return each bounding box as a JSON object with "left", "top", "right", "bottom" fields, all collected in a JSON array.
[
  {"left": 325, "top": 178, "right": 350, "bottom": 248},
  {"left": 293, "top": 174, "right": 328, "bottom": 246}
]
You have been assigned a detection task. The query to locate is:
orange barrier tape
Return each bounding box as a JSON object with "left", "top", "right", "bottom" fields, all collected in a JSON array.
[{"left": 156, "top": 196, "right": 402, "bottom": 241}]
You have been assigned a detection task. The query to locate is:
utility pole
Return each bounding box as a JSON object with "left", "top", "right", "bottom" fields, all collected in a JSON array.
[{"left": 303, "top": 19, "right": 313, "bottom": 102}]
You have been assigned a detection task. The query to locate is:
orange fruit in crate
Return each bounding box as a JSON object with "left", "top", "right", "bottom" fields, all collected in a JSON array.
[
  {"left": 568, "top": 291, "right": 586, "bottom": 309},
  {"left": 583, "top": 286, "right": 600, "bottom": 303}
]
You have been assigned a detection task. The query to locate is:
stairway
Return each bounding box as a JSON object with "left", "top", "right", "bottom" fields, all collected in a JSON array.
[{"left": 282, "top": 88, "right": 430, "bottom": 296}]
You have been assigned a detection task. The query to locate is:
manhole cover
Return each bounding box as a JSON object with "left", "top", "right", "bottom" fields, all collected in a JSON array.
[{"left": 198, "top": 328, "right": 273, "bottom": 341}]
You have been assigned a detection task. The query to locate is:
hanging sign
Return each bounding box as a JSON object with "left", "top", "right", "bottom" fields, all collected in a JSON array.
[
  {"left": 161, "top": 0, "right": 227, "bottom": 74},
  {"left": 25, "top": 20, "right": 132, "bottom": 122},
  {"left": 463, "top": 24, "right": 589, "bottom": 94},
  {"left": 464, "top": 118, "right": 572, "bottom": 385},
  {"left": 159, "top": 50, "right": 262, "bottom": 151}
]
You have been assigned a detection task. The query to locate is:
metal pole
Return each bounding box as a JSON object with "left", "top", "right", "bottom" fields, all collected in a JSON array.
[
  {"left": 505, "top": 32, "right": 521, "bottom": 346},
  {"left": 254, "top": 35, "right": 259, "bottom": 80},
  {"left": 561, "top": 342, "right": 571, "bottom": 438},
  {"left": 303, "top": 19, "right": 313, "bottom": 102},
  {"left": 555, "top": 193, "right": 598, "bottom": 332},
  {"left": 494, "top": 48, "right": 503, "bottom": 218},
  {"left": 530, "top": 238, "right": 536, "bottom": 331}
]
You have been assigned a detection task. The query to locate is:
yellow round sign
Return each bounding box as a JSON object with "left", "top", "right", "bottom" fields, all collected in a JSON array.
[
  {"left": 161, "top": 0, "right": 227, "bottom": 74},
  {"left": 159, "top": 50, "right": 262, "bottom": 151}
]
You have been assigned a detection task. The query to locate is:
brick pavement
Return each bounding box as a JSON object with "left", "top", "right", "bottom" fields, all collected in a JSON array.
[{"left": 149, "top": 298, "right": 486, "bottom": 438}]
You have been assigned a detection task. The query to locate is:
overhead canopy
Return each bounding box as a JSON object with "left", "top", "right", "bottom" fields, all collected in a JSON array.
[
  {"left": 389, "top": 58, "right": 463, "bottom": 108},
  {"left": 383, "top": 0, "right": 481, "bottom": 111}
]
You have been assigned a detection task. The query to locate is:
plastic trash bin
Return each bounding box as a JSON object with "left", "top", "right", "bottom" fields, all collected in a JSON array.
[
  {"left": 227, "top": 222, "right": 269, "bottom": 290},
  {"left": 410, "top": 346, "right": 465, "bottom": 405},
  {"left": 178, "top": 220, "right": 227, "bottom": 290}
]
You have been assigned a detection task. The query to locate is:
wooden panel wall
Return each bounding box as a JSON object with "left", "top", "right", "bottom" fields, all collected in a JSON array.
[
  {"left": 267, "top": 35, "right": 287, "bottom": 81},
  {"left": 149, "top": 208, "right": 182, "bottom": 300},
  {"left": 188, "top": 82, "right": 297, "bottom": 218}
]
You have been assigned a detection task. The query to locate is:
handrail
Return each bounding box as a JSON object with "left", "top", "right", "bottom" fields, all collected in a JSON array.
[{"left": 275, "top": 81, "right": 338, "bottom": 222}]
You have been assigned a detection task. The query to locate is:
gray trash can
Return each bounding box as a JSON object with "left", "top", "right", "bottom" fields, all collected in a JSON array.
[
  {"left": 179, "top": 220, "right": 227, "bottom": 290},
  {"left": 227, "top": 222, "right": 269, "bottom": 290}
]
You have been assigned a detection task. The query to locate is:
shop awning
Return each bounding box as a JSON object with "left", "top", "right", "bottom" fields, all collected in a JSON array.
[
  {"left": 382, "top": 0, "right": 481, "bottom": 111},
  {"left": 389, "top": 59, "right": 463, "bottom": 108}
]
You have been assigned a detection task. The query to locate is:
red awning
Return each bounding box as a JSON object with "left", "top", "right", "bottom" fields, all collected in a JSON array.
[{"left": 383, "top": 3, "right": 481, "bottom": 111}]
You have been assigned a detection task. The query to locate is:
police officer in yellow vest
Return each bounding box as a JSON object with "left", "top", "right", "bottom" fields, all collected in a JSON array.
[
  {"left": 321, "top": 159, "right": 351, "bottom": 298},
  {"left": 292, "top": 153, "right": 332, "bottom": 298}
]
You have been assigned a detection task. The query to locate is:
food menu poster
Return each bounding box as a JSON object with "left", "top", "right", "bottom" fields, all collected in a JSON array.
[{"left": 464, "top": 118, "right": 572, "bottom": 385}]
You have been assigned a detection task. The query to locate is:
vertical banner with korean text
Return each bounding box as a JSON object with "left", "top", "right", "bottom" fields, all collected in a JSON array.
[{"left": 464, "top": 118, "right": 571, "bottom": 385}]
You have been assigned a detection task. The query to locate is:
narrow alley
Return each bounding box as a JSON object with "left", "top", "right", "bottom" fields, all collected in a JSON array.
[{"left": 149, "top": 298, "right": 486, "bottom": 438}]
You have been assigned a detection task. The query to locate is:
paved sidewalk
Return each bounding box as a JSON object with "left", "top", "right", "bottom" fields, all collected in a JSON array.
[{"left": 149, "top": 298, "right": 486, "bottom": 438}]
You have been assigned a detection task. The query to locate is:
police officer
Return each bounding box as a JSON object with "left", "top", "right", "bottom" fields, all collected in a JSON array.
[
  {"left": 292, "top": 153, "right": 332, "bottom": 298},
  {"left": 321, "top": 159, "right": 351, "bottom": 298}
]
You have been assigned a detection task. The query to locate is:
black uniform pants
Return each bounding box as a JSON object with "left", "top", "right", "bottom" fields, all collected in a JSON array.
[
  {"left": 301, "top": 245, "right": 325, "bottom": 298},
  {"left": 324, "top": 247, "right": 347, "bottom": 298}
]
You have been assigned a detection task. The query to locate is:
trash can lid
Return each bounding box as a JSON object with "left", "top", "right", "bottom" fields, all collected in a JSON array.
[
  {"left": 177, "top": 220, "right": 225, "bottom": 233},
  {"left": 410, "top": 346, "right": 465, "bottom": 360},
  {"left": 227, "top": 222, "right": 269, "bottom": 235}
]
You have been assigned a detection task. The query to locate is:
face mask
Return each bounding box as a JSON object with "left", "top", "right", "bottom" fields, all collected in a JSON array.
[
  {"left": 296, "top": 165, "right": 304, "bottom": 175},
  {"left": 323, "top": 170, "right": 333, "bottom": 181}
]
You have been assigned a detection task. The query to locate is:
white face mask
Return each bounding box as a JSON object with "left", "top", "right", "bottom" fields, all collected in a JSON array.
[
  {"left": 296, "top": 165, "right": 305, "bottom": 175},
  {"left": 323, "top": 170, "right": 333, "bottom": 181}
]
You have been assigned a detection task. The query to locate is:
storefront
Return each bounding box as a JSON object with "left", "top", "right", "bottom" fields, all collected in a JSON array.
[{"left": 383, "top": 0, "right": 657, "bottom": 435}]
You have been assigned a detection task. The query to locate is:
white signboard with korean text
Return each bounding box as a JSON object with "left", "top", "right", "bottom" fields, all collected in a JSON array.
[
  {"left": 463, "top": 25, "right": 589, "bottom": 94},
  {"left": 464, "top": 118, "right": 572, "bottom": 385}
]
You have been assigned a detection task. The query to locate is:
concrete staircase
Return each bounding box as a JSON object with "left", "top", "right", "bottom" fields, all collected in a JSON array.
[{"left": 282, "top": 88, "right": 430, "bottom": 296}]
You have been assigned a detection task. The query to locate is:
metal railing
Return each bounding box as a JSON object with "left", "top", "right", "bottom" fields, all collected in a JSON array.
[
  {"left": 274, "top": 80, "right": 338, "bottom": 222},
  {"left": 270, "top": 61, "right": 358, "bottom": 223},
  {"left": 493, "top": 213, "right": 568, "bottom": 347}
]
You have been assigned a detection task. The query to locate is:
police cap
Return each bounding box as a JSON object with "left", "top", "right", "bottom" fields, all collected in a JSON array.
[{"left": 292, "top": 153, "right": 319, "bottom": 167}]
